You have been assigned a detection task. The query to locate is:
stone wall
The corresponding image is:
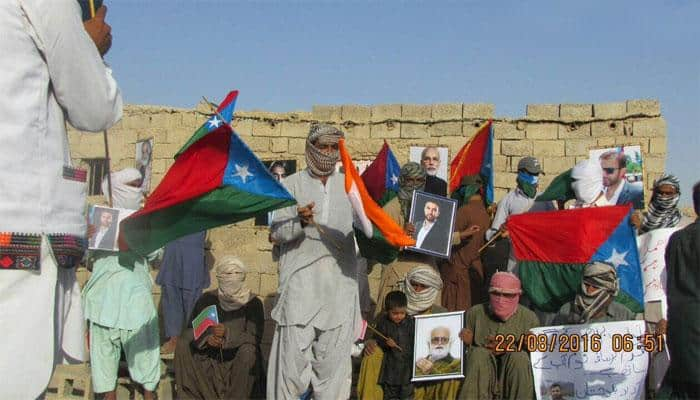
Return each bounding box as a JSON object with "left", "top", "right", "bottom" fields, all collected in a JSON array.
[{"left": 68, "top": 99, "right": 667, "bottom": 357}]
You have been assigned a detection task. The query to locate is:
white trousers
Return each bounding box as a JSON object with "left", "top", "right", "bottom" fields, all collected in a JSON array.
[{"left": 0, "top": 237, "right": 85, "bottom": 398}]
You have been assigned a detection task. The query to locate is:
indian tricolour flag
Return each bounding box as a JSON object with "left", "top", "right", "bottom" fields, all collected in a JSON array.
[{"left": 339, "top": 139, "right": 415, "bottom": 248}]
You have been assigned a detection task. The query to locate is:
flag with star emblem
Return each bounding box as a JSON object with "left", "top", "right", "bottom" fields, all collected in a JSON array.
[
  {"left": 192, "top": 305, "right": 219, "bottom": 340},
  {"left": 361, "top": 140, "right": 401, "bottom": 206},
  {"left": 506, "top": 205, "right": 644, "bottom": 313},
  {"left": 119, "top": 91, "right": 296, "bottom": 255},
  {"left": 449, "top": 120, "right": 494, "bottom": 203}
]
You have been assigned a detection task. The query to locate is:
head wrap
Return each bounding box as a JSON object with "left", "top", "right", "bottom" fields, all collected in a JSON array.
[
  {"left": 102, "top": 168, "right": 143, "bottom": 210},
  {"left": 305, "top": 124, "right": 344, "bottom": 177},
  {"left": 402, "top": 265, "right": 443, "bottom": 315},
  {"left": 516, "top": 171, "right": 539, "bottom": 199},
  {"left": 215, "top": 255, "right": 254, "bottom": 311},
  {"left": 571, "top": 159, "right": 604, "bottom": 205},
  {"left": 640, "top": 174, "right": 681, "bottom": 233},
  {"left": 488, "top": 272, "right": 522, "bottom": 321},
  {"left": 398, "top": 162, "right": 427, "bottom": 222},
  {"left": 451, "top": 175, "right": 483, "bottom": 208},
  {"left": 574, "top": 262, "right": 619, "bottom": 323}
]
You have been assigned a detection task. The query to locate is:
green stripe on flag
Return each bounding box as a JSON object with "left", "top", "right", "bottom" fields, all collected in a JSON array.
[
  {"left": 355, "top": 226, "right": 399, "bottom": 264},
  {"left": 536, "top": 169, "right": 575, "bottom": 202}
]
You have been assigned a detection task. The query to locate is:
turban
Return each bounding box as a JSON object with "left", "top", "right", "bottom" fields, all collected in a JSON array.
[
  {"left": 398, "top": 162, "right": 426, "bottom": 221},
  {"left": 402, "top": 265, "right": 443, "bottom": 315},
  {"left": 489, "top": 272, "right": 522, "bottom": 321},
  {"left": 574, "top": 262, "right": 619, "bottom": 323},
  {"left": 305, "top": 123, "right": 344, "bottom": 177},
  {"left": 215, "top": 255, "right": 254, "bottom": 311},
  {"left": 102, "top": 168, "right": 143, "bottom": 210},
  {"left": 640, "top": 174, "right": 681, "bottom": 233},
  {"left": 571, "top": 159, "right": 604, "bottom": 205}
]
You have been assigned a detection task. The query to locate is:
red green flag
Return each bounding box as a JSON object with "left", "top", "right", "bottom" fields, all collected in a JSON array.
[
  {"left": 506, "top": 205, "right": 644, "bottom": 313},
  {"left": 119, "top": 91, "right": 296, "bottom": 255}
]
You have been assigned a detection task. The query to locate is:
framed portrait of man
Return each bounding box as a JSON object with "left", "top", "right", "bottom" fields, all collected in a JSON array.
[
  {"left": 88, "top": 206, "right": 136, "bottom": 252},
  {"left": 589, "top": 145, "right": 644, "bottom": 209},
  {"left": 135, "top": 138, "right": 153, "bottom": 193},
  {"left": 407, "top": 190, "right": 457, "bottom": 259},
  {"left": 254, "top": 159, "right": 297, "bottom": 226},
  {"left": 413, "top": 311, "right": 465, "bottom": 382}
]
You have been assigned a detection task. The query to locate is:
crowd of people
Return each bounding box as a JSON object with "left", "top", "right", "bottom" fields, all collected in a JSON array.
[{"left": 1, "top": 2, "right": 698, "bottom": 400}]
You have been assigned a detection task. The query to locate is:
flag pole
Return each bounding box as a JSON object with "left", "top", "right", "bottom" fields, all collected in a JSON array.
[
  {"left": 88, "top": 0, "right": 96, "bottom": 18},
  {"left": 366, "top": 324, "right": 403, "bottom": 352},
  {"left": 478, "top": 230, "right": 503, "bottom": 253},
  {"left": 104, "top": 130, "right": 113, "bottom": 207}
]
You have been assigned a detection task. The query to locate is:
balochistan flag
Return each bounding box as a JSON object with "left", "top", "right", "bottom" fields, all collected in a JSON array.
[
  {"left": 361, "top": 141, "right": 401, "bottom": 206},
  {"left": 192, "top": 305, "right": 219, "bottom": 340},
  {"left": 119, "top": 91, "right": 296, "bottom": 255},
  {"left": 536, "top": 168, "right": 575, "bottom": 202},
  {"left": 339, "top": 139, "right": 415, "bottom": 263},
  {"left": 449, "top": 120, "right": 494, "bottom": 203},
  {"left": 506, "top": 205, "right": 644, "bottom": 313}
]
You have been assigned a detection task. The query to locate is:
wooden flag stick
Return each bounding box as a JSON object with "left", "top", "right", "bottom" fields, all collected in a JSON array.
[
  {"left": 366, "top": 324, "right": 403, "bottom": 352},
  {"left": 478, "top": 230, "right": 503, "bottom": 253},
  {"left": 88, "top": 0, "right": 96, "bottom": 18},
  {"left": 103, "top": 129, "right": 113, "bottom": 207}
]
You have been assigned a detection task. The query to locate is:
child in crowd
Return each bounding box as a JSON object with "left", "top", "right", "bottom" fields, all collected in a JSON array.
[{"left": 375, "top": 291, "right": 415, "bottom": 400}]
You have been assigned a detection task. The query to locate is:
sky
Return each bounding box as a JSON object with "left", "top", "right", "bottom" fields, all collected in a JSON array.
[{"left": 106, "top": 1, "right": 699, "bottom": 205}]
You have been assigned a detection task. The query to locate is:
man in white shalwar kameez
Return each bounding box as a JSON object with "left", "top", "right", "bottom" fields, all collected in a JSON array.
[
  {"left": 0, "top": 1, "right": 122, "bottom": 398},
  {"left": 268, "top": 124, "right": 361, "bottom": 400}
]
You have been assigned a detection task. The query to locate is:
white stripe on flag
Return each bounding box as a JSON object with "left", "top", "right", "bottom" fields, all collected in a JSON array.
[{"left": 348, "top": 180, "right": 373, "bottom": 238}]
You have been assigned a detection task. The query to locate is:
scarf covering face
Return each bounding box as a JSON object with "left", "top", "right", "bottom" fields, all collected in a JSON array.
[
  {"left": 451, "top": 175, "right": 482, "bottom": 207},
  {"left": 488, "top": 272, "right": 522, "bottom": 321},
  {"left": 516, "top": 171, "right": 539, "bottom": 199},
  {"left": 216, "top": 255, "right": 254, "bottom": 311},
  {"left": 574, "top": 262, "right": 619, "bottom": 323},
  {"left": 402, "top": 265, "right": 443, "bottom": 315},
  {"left": 571, "top": 159, "right": 604, "bottom": 205},
  {"left": 102, "top": 168, "right": 143, "bottom": 210},
  {"left": 398, "top": 162, "right": 426, "bottom": 222},
  {"left": 640, "top": 174, "right": 681, "bottom": 233},
  {"left": 305, "top": 123, "right": 344, "bottom": 177}
]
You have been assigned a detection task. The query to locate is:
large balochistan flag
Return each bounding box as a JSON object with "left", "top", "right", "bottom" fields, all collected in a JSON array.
[
  {"left": 449, "top": 120, "right": 494, "bottom": 203},
  {"left": 506, "top": 205, "right": 644, "bottom": 313},
  {"left": 119, "top": 91, "right": 296, "bottom": 255},
  {"left": 361, "top": 140, "right": 401, "bottom": 206}
]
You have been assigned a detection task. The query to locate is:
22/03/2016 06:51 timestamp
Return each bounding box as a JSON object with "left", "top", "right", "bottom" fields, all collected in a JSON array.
[{"left": 494, "top": 333, "right": 664, "bottom": 353}]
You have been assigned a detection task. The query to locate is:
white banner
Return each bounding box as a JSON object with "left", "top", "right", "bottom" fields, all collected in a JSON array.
[
  {"left": 531, "top": 321, "right": 648, "bottom": 400},
  {"left": 637, "top": 227, "right": 679, "bottom": 304}
]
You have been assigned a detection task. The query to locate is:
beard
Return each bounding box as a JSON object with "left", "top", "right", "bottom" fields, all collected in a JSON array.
[
  {"left": 425, "top": 167, "right": 438, "bottom": 176},
  {"left": 429, "top": 345, "right": 449, "bottom": 361}
]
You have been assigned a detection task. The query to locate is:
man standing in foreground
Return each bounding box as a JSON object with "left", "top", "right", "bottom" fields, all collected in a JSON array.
[
  {"left": 267, "top": 124, "right": 361, "bottom": 400},
  {"left": 0, "top": 1, "right": 122, "bottom": 397},
  {"left": 665, "top": 182, "right": 700, "bottom": 399}
]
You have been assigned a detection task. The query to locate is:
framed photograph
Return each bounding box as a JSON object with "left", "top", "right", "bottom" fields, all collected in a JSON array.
[
  {"left": 88, "top": 206, "right": 136, "bottom": 252},
  {"left": 589, "top": 145, "right": 644, "bottom": 209},
  {"left": 409, "top": 146, "right": 449, "bottom": 181},
  {"left": 407, "top": 190, "right": 457, "bottom": 259},
  {"left": 135, "top": 138, "right": 153, "bottom": 193},
  {"left": 254, "top": 160, "right": 297, "bottom": 226},
  {"left": 413, "top": 311, "right": 465, "bottom": 382}
]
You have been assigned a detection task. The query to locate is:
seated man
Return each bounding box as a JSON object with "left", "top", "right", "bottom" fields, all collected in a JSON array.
[
  {"left": 415, "top": 326, "right": 461, "bottom": 376},
  {"left": 174, "top": 256, "right": 265, "bottom": 400},
  {"left": 552, "top": 261, "right": 636, "bottom": 324},
  {"left": 459, "top": 272, "right": 539, "bottom": 400}
]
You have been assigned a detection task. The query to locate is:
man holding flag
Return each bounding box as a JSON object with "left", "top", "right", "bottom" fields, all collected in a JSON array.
[{"left": 267, "top": 124, "right": 362, "bottom": 400}]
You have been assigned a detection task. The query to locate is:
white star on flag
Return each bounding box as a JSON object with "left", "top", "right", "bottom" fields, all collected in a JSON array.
[
  {"left": 605, "top": 248, "right": 629, "bottom": 269},
  {"left": 232, "top": 164, "right": 253, "bottom": 183},
  {"left": 208, "top": 116, "right": 222, "bottom": 129},
  {"left": 390, "top": 174, "right": 398, "bottom": 185}
]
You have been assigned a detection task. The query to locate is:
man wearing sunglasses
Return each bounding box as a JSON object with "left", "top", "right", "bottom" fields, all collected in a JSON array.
[{"left": 599, "top": 150, "right": 643, "bottom": 209}]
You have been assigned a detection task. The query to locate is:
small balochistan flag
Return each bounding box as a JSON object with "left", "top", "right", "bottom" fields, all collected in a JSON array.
[
  {"left": 119, "top": 91, "right": 296, "bottom": 255},
  {"left": 507, "top": 205, "right": 644, "bottom": 313},
  {"left": 192, "top": 305, "right": 219, "bottom": 340},
  {"left": 361, "top": 141, "right": 401, "bottom": 206},
  {"left": 449, "top": 120, "right": 494, "bottom": 203},
  {"left": 339, "top": 139, "right": 415, "bottom": 257}
]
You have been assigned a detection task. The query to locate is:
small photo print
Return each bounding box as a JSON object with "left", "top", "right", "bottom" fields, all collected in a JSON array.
[
  {"left": 254, "top": 160, "right": 298, "bottom": 226},
  {"left": 135, "top": 138, "right": 153, "bottom": 193},
  {"left": 88, "top": 206, "right": 136, "bottom": 252},
  {"left": 538, "top": 381, "right": 575, "bottom": 400},
  {"left": 409, "top": 146, "right": 449, "bottom": 181},
  {"left": 413, "top": 311, "right": 465, "bottom": 382},
  {"left": 407, "top": 191, "right": 458, "bottom": 259},
  {"left": 589, "top": 145, "right": 644, "bottom": 209}
]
